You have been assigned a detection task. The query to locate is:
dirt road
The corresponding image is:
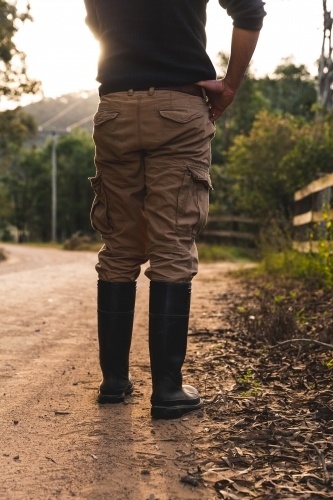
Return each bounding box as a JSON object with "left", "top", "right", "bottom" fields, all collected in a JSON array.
[{"left": 0, "top": 244, "right": 242, "bottom": 500}]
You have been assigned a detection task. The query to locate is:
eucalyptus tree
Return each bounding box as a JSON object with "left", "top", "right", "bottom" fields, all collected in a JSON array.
[{"left": 319, "top": 0, "right": 333, "bottom": 109}]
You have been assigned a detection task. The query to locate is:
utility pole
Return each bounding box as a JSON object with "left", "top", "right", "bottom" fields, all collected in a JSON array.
[
  {"left": 51, "top": 131, "right": 57, "bottom": 242},
  {"left": 319, "top": 0, "right": 333, "bottom": 109}
]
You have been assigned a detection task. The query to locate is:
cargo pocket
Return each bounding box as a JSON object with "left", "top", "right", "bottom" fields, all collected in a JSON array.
[
  {"left": 176, "top": 165, "right": 213, "bottom": 237},
  {"left": 89, "top": 173, "right": 113, "bottom": 235},
  {"left": 93, "top": 110, "right": 119, "bottom": 127}
]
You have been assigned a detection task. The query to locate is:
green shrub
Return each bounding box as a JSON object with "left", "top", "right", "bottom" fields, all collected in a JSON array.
[
  {"left": 259, "top": 249, "right": 333, "bottom": 287},
  {"left": 63, "top": 232, "right": 101, "bottom": 251},
  {"left": 254, "top": 214, "right": 333, "bottom": 288}
]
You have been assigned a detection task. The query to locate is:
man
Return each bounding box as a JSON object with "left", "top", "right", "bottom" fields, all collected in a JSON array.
[{"left": 84, "top": 0, "right": 266, "bottom": 420}]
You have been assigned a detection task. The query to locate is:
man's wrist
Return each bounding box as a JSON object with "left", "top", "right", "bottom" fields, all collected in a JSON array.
[{"left": 222, "top": 76, "right": 241, "bottom": 94}]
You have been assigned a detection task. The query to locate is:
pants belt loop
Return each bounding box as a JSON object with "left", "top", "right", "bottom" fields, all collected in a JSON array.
[
  {"left": 127, "top": 89, "right": 134, "bottom": 96},
  {"left": 148, "top": 87, "right": 155, "bottom": 96}
]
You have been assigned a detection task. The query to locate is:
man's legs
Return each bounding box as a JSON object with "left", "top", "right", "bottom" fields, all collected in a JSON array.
[{"left": 91, "top": 90, "right": 215, "bottom": 415}]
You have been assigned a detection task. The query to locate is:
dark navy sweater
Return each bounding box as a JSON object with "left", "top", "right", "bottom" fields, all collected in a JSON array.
[{"left": 84, "top": 0, "right": 266, "bottom": 95}]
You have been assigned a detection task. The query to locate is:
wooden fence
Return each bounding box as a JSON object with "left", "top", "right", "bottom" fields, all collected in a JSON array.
[
  {"left": 202, "top": 215, "right": 259, "bottom": 243},
  {"left": 293, "top": 173, "right": 333, "bottom": 252}
]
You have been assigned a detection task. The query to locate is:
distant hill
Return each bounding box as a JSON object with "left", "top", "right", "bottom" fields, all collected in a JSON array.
[{"left": 23, "top": 90, "right": 99, "bottom": 145}]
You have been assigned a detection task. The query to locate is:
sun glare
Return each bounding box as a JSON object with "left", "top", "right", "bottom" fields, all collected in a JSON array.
[{"left": 14, "top": 0, "right": 100, "bottom": 100}]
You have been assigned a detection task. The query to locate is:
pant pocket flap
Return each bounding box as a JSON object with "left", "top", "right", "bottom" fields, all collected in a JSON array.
[
  {"left": 93, "top": 111, "right": 119, "bottom": 126},
  {"left": 187, "top": 165, "right": 213, "bottom": 190},
  {"left": 159, "top": 109, "right": 202, "bottom": 123}
]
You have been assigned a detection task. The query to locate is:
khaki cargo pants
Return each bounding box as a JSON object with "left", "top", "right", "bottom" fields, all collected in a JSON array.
[{"left": 90, "top": 88, "right": 215, "bottom": 282}]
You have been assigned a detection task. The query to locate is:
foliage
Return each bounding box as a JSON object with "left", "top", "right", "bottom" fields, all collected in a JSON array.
[
  {"left": 222, "top": 110, "right": 302, "bottom": 219},
  {"left": 1, "top": 145, "right": 51, "bottom": 239},
  {"left": 211, "top": 56, "right": 317, "bottom": 166},
  {"left": 54, "top": 129, "right": 95, "bottom": 239},
  {"left": 257, "top": 59, "right": 317, "bottom": 120},
  {"left": 282, "top": 113, "right": 333, "bottom": 179},
  {"left": 256, "top": 216, "right": 333, "bottom": 289},
  {"left": 212, "top": 53, "right": 270, "bottom": 164},
  {"left": 0, "top": 107, "right": 37, "bottom": 170},
  {"left": 63, "top": 232, "right": 101, "bottom": 251},
  {"left": 0, "top": 0, "right": 41, "bottom": 100},
  {"left": 1, "top": 129, "right": 95, "bottom": 241},
  {"left": 211, "top": 110, "right": 333, "bottom": 222},
  {"left": 259, "top": 249, "right": 333, "bottom": 288}
]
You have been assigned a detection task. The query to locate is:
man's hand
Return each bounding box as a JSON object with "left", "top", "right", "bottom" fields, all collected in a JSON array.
[
  {"left": 197, "top": 79, "right": 237, "bottom": 122},
  {"left": 198, "top": 27, "right": 260, "bottom": 122}
]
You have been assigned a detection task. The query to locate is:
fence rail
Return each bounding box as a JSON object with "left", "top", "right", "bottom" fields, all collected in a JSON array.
[
  {"left": 202, "top": 215, "right": 258, "bottom": 243},
  {"left": 293, "top": 173, "right": 333, "bottom": 252}
]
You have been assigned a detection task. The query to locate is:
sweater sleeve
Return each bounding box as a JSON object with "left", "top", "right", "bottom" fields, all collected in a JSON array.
[
  {"left": 83, "top": 0, "right": 100, "bottom": 39},
  {"left": 219, "top": 0, "right": 266, "bottom": 30}
]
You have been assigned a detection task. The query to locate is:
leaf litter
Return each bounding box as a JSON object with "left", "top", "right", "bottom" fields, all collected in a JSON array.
[{"left": 187, "top": 276, "right": 333, "bottom": 499}]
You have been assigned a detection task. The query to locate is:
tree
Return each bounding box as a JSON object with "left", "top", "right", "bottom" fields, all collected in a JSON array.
[
  {"left": 55, "top": 129, "right": 95, "bottom": 239},
  {"left": 212, "top": 53, "right": 270, "bottom": 164},
  {"left": 319, "top": 0, "right": 333, "bottom": 109},
  {"left": 211, "top": 56, "right": 317, "bottom": 165},
  {"left": 1, "top": 146, "right": 51, "bottom": 240},
  {"left": 217, "top": 110, "right": 333, "bottom": 222},
  {"left": 1, "top": 129, "right": 96, "bottom": 241},
  {"left": 0, "top": 107, "right": 37, "bottom": 170},
  {"left": 0, "top": 0, "right": 41, "bottom": 100},
  {"left": 0, "top": 0, "right": 41, "bottom": 170},
  {"left": 223, "top": 110, "right": 301, "bottom": 220},
  {"left": 258, "top": 59, "right": 317, "bottom": 119}
]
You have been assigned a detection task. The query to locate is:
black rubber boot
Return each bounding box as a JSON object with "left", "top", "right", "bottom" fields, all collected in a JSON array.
[
  {"left": 149, "top": 281, "right": 202, "bottom": 419},
  {"left": 97, "top": 280, "right": 136, "bottom": 404}
]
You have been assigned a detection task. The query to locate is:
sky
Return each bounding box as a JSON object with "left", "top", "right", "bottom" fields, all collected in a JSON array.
[{"left": 12, "top": 0, "right": 327, "bottom": 103}]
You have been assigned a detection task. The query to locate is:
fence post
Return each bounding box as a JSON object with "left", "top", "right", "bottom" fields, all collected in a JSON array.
[{"left": 293, "top": 173, "right": 333, "bottom": 252}]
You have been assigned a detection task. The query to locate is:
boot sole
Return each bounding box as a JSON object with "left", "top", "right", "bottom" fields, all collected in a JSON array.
[
  {"left": 151, "top": 401, "right": 202, "bottom": 420},
  {"left": 98, "top": 383, "right": 134, "bottom": 404}
]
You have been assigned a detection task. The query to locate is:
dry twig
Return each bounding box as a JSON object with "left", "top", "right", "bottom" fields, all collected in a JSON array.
[
  {"left": 269, "top": 339, "right": 333, "bottom": 350},
  {"left": 311, "top": 444, "right": 331, "bottom": 485}
]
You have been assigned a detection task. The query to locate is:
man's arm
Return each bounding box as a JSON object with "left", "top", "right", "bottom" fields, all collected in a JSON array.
[
  {"left": 198, "top": 27, "right": 260, "bottom": 122},
  {"left": 198, "top": 0, "right": 265, "bottom": 121},
  {"left": 83, "top": 0, "right": 100, "bottom": 40}
]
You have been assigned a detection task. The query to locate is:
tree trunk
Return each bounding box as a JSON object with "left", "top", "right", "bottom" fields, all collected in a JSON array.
[{"left": 319, "top": 0, "right": 333, "bottom": 109}]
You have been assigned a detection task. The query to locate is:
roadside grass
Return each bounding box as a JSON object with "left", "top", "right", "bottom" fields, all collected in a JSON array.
[
  {"left": 20, "top": 241, "right": 64, "bottom": 250},
  {"left": 0, "top": 242, "right": 63, "bottom": 251},
  {"left": 63, "top": 237, "right": 101, "bottom": 252},
  {"left": 248, "top": 247, "right": 333, "bottom": 289},
  {"left": 235, "top": 216, "right": 333, "bottom": 289},
  {"left": 256, "top": 248, "right": 333, "bottom": 288}
]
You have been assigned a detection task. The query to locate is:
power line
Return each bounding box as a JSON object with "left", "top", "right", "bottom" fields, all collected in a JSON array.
[{"left": 38, "top": 99, "right": 84, "bottom": 130}]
